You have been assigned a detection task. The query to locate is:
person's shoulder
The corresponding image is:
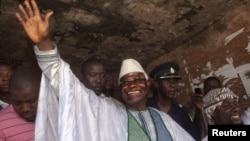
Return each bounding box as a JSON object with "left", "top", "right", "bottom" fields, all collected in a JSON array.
[
  {"left": 101, "top": 96, "right": 126, "bottom": 109},
  {"left": 170, "top": 101, "right": 193, "bottom": 122},
  {"left": 172, "top": 101, "right": 190, "bottom": 113},
  {"left": 107, "top": 97, "right": 123, "bottom": 105},
  {"left": 150, "top": 107, "right": 195, "bottom": 141},
  {"left": 0, "top": 105, "right": 13, "bottom": 115},
  {"left": 148, "top": 107, "right": 173, "bottom": 120},
  {"left": 201, "top": 135, "right": 208, "bottom": 141},
  {"left": 0, "top": 105, "right": 16, "bottom": 127}
]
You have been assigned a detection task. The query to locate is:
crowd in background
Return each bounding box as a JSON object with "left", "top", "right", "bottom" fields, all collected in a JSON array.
[{"left": 0, "top": 0, "right": 249, "bottom": 141}]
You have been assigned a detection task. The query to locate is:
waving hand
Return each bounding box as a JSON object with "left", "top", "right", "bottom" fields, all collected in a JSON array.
[{"left": 16, "top": 0, "right": 53, "bottom": 48}]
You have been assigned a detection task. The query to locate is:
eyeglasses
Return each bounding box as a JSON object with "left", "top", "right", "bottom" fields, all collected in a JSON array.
[{"left": 120, "top": 78, "right": 146, "bottom": 87}]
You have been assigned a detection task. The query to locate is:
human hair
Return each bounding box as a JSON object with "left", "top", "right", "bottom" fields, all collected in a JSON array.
[
  {"left": 80, "top": 57, "right": 106, "bottom": 75},
  {"left": 9, "top": 68, "right": 42, "bottom": 91},
  {"left": 204, "top": 76, "right": 221, "bottom": 87},
  {"left": 203, "top": 76, "right": 222, "bottom": 95},
  {"left": 0, "top": 58, "right": 18, "bottom": 70}
]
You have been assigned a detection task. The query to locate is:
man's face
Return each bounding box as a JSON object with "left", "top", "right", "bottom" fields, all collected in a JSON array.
[
  {"left": 156, "top": 78, "right": 179, "bottom": 99},
  {"left": 82, "top": 63, "right": 106, "bottom": 96},
  {"left": 0, "top": 65, "right": 13, "bottom": 93},
  {"left": 120, "top": 72, "right": 149, "bottom": 111},
  {"left": 10, "top": 85, "right": 39, "bottom": 122},
  {"left": 213, "top": 98, "right": 242, "bottom": 124}
]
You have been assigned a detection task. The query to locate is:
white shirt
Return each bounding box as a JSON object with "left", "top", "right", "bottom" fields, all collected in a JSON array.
[{"left": 0, "top": 100, "right": 8, "bottom": 109}]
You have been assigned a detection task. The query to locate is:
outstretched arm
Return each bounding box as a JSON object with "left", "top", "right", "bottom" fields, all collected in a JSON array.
[{"left": 16, "top": 0, "right": 53, "bottom": 51}]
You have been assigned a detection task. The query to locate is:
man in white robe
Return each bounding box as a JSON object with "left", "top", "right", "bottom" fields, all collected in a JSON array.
[{"left": 16, "top": 0, "right": 195, "bottom": 141}]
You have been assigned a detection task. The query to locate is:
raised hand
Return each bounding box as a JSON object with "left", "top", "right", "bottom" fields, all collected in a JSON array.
[{"left": 16, "top": 0, "right": 53, "bottom": 45}]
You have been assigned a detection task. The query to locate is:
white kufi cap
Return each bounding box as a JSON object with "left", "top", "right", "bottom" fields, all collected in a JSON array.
[{"left": 118, "top": 58, "right": 148, "bottom": 84}]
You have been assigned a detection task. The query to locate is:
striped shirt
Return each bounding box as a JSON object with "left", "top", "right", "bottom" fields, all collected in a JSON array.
[{"left": 0, "top": 105, "right": 34, "bottom": 141}]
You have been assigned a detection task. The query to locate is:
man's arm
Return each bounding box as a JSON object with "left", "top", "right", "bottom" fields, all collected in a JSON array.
[
  {"left": 16, "top": 0, "right": 53, "bottom": 51},
  {"left": 15, "top": 1, "right": 111, "bottom": 141}
]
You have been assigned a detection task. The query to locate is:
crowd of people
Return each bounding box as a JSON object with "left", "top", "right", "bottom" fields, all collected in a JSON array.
[{"left": 0, "top": 0, "right": 249, "bottom": 141}]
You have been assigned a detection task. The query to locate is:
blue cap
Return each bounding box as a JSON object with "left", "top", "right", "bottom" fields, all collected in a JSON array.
[{"left": 149, "top": 61, "right": 182, "bottom": 80}]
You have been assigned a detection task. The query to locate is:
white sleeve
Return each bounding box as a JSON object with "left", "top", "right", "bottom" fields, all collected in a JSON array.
[
  {"left": 34, "top": 45, "right": 128, "bottom": 141},
  {"left": 34, "top": 45, "right": 100, "bottom": 141}
]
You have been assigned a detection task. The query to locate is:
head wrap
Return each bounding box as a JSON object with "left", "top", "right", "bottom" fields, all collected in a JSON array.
[
  {"left": 203, "top": 87, "right": 239, "bottom": 125},
  {"left": 118, "top": 58, "right": 148, "bottom": 84}
]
